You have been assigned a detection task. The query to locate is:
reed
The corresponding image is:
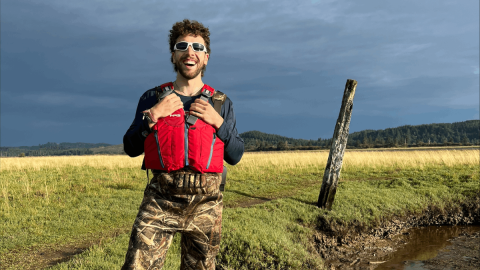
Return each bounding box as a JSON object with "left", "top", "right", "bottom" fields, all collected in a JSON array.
[
  {"left": 0, "top": 155, "right": 144, "bottom": 171},
  {"left": 236, "top": 149, "right": 478, "bottom": 169},
  {"left": 1, "top": 149, "right": 476, "bottom": 172}
]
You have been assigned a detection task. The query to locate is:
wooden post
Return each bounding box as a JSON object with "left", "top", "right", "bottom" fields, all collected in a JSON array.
[{"left": 317, "top": 79, "right": 357, "bottom": 209}]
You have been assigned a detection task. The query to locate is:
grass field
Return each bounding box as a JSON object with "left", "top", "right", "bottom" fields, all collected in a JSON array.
[{"left": 0, "top": 148, "right": 479, "bottom": 269}]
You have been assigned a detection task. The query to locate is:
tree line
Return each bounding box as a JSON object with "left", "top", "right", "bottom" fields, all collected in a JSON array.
[
  {"left": 242, "top": 120, "right": 479, "bottom": 151},
  {"left": 1, "top": 148, "right": 94, "bottom": 157},
  {"left": 0, "top": 142, "right": 109, "bottom": 157},
  {"left": 1, "top": 120, "right": 478, "bottom": 156}
]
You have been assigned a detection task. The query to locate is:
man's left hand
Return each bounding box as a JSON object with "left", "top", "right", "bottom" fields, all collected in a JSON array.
[{"left": 189, "top": 99, "right": 224, "bottom": 130}]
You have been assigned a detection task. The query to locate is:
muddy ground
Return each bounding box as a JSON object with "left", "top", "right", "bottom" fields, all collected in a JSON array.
[
  {"left": 420, "top": 229, "right": 479, "bottom": 270},
  {"left": 316, "top": 197, "right": 480, "bottom": 270}
]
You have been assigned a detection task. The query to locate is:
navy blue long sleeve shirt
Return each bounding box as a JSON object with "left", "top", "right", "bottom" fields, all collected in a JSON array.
[{"left": 123, "top": 86, "right": 244, "bottom": 169}]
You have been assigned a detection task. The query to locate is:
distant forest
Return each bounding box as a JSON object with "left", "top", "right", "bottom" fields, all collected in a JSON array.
[
  {"left": 0, "top": 142, "right": 112, "bottom": 157},
  {"left": 242, "top": 120, "right": 479, "bottom": 151},
  {"left": 1, "top": 120, "right": 478, "bottom": 157}
]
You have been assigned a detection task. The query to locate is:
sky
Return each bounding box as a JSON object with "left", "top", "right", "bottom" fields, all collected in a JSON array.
[{"left": 1, "top": 0, "right": 479, "bottom": 146}]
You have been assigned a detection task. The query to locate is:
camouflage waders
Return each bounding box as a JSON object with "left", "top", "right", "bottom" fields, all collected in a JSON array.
[{"left": 122, "top": 168, "right": 223, "bottom": 270}]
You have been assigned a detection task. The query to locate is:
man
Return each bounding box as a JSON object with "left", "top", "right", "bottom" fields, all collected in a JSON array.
[{"left": 122, "top": 19, "right": 244, "bottom": 270}]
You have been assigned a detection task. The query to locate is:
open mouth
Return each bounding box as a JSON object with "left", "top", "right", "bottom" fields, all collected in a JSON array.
[{"left": 183, "top": 60, "right": 196, "bottom": 67}]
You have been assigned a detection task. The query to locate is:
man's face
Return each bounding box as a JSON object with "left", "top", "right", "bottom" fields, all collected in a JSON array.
[{"left": 172, "top": 34, "right": 209, "bottom": 80}]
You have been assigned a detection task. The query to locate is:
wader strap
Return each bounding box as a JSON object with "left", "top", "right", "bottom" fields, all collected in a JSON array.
[
  {"left": 220, "top": 165, "right": 227, "bottom": 191},
  {"left": 213, "top": 90, "right": 227, "bottom": 191},
  {"left": 213, "top": 90, "right": 226, "bottom": 115}
]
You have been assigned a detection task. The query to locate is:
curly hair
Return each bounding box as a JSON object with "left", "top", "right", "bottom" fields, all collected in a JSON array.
[{"left": 169, "top": 19, "right": 210, "bottom": 77}]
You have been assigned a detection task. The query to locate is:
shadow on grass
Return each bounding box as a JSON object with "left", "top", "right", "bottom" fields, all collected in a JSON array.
[
  {"left": 107, "top": 183, "right": 136, "bottom": 190},
  {"left": 226, "top": 189, "right": 273, "bottom": 208},
  {"left": 289, "top": 197, "right": 318, "bottom": 206},
  {"left": 226, "top": 189, "right": 319, "bottom": 208},
  {"left": 227, "top": 189, "right": 271, "bottom": 201}
]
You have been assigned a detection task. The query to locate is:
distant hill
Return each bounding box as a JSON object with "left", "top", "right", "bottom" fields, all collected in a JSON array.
[
  {"left": 1, "top": 142, "right": 115, "bottom": 157},
  {"left": 90, "top": 144, "right": 125, "bottom": 155},
  {"left": 346, "top": 120, "right": 479, "bottom": 148},
  {"left": 241, "top": 120, "right": 479, "bottom": 150},
  {"left": 1, "top": 120, "right": 478, "bottom": 156},
  {"left": 13, "top": 142, "right": 112, "bottom": 150},
  {"left": 240, "top": 130, "right": 315, "bottom": 150}
]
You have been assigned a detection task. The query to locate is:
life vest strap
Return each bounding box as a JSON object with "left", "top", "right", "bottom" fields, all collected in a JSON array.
[
  {"left": 156, "top": 82, "right": 175, "bottom": 101},
  {"left": 186, "top": 85, "right": 216, "bottom": 125},
  {"left": 155, "top": 82, "right": 226, "bottom": 115}
]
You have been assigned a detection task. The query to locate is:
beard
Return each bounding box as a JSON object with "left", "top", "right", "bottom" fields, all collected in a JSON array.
[{"left": 175, "top": 57, "right": 205, "bottom": 80}]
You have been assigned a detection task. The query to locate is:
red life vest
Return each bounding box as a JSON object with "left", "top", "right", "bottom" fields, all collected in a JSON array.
[{"left": 144, "top": 82, "right": 225, "bottom": 173}]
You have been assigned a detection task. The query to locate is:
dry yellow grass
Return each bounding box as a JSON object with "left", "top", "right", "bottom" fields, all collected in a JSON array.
[
  {"left": 235, "top": 149, "right": 479, "bottom": 172},
  {"left": 0, "top": 155, "right": 144, "bottom": 171},
  {"left": 0, "top": 149, "right": 477, "bottom": 172},
  {"left": 344, "top": 149, "right": 479, "bottom": 168}
]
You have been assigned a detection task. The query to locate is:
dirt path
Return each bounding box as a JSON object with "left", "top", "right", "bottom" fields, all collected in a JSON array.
[{"left": 0, "top": 228, "right": 130, "bottom": 270}]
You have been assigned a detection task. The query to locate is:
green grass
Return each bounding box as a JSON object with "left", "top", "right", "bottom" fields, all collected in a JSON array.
[
  {"left": 0, "top": 167, "right": 147, "bottom": 254},
  {"left": 1, "top": 162, "right": 478, "bottom": 269},
  {"left": 49, "top": 233, "right": 182, "bottom": 270}
]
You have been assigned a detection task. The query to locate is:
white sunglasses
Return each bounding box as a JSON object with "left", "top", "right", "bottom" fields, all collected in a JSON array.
[{"left": 174, "top": 41, "right": 207, "bottom": 53}]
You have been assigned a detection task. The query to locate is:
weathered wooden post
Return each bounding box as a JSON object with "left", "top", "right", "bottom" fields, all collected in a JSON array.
[{"left": 317, "top": 79, "right": 357, "bottom": 209}]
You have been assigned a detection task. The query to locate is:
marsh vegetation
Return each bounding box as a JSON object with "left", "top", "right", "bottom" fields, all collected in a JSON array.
[{"left": 1, "top": 148, "right": 478, "bottom": 269}]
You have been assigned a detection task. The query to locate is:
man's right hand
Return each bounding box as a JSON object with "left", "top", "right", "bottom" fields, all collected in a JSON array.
[{"left": 149, "top": 95, "right": 183, "bottom": 128}]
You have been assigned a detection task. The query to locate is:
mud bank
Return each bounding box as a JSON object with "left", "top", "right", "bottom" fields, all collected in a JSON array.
[
  {"left": 421, "top": 229, "right": 479, "bottom": 270},
  {"left": 314, "top": 197, "right": 480, "bottom": 270}
]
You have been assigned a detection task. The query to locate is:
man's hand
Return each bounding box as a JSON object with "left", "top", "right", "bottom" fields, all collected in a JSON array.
[
  {"left": 189, "top": 99, "right": 224, "bottom": 130},
  {"left": 148, "top": 95, "right": 183, "bottom": 128}
]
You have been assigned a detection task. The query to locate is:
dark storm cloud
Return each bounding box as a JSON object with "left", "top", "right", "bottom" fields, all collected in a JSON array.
[{"left": 1, "top": 0, "right": 478, "bottom": 145}]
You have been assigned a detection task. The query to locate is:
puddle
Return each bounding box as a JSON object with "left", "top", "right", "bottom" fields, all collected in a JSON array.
[{"left": 375, "top": 225, "right": 480, "bottom": 270}]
